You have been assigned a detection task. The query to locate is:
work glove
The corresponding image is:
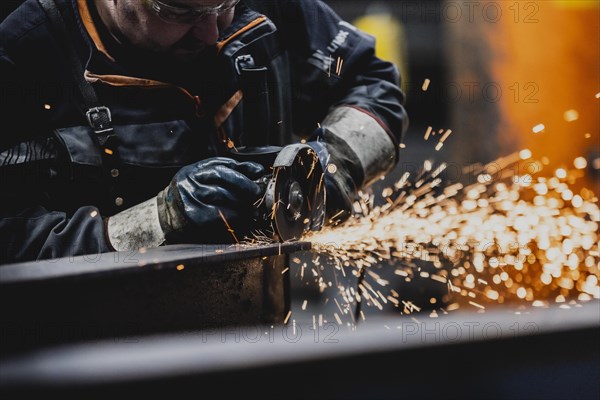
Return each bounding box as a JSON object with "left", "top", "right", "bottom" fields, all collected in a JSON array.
[
  {"left": 157, "top": 157, "right": 265, "bottom": 243},
  {"left": 107, "top": 157, "right": 265, "bottom": 251},
  {"left": 306, "top": 107, "right": 399, "bottom": 225},
  {"left": 306, "top": 133, "right": 358, "bottom": 225}
]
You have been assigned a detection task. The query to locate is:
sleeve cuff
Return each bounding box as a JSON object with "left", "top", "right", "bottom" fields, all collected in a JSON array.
[{"left": 106, "top": 197, "right": 166, "bottom": 252}]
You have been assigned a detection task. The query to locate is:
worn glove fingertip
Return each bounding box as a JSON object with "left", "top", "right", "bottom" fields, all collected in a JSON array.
[{"left": 239, "top": 161, "right": 266, "bottom": 179}]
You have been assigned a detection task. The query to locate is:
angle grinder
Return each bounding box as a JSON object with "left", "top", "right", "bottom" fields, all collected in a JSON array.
[{"left": 228, "top": 65, "right": 325, "bottom": 242}]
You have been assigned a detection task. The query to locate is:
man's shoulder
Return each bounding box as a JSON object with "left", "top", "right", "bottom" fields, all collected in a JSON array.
[
  {"left": 0, "top": 0, "right": 73, "bottom": 54},
  {"left": 1, "top": 0, "right": 47, "bottom": 44}
]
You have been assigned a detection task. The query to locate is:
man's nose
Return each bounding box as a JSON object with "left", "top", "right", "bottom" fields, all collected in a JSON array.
[{"left": 191, "top": 14, "right": 219, "bottom": 45}]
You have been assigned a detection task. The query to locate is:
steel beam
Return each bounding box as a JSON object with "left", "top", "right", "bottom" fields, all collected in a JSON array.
[{"left": 0, "top": 242, "right": 310, "bottom": 353}]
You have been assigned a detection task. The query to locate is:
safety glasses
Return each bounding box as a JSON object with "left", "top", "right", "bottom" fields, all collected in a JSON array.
[{"left": 147, "top": 0, "right": 241, "bottom": 24}]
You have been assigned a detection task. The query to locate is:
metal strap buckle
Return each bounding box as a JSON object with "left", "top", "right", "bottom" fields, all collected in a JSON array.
[{"left": 86, "top": 106, "right": 113, "bottom": 134}]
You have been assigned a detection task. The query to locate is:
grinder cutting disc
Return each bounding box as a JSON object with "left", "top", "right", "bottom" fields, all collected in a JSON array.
[{"left": 264, "top": 144, "right": 325, "bottom": 241}]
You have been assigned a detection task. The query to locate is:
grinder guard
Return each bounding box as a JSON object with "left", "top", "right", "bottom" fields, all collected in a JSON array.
[{"left": 262, "top": 144, "right": 325, "bottom": 241}]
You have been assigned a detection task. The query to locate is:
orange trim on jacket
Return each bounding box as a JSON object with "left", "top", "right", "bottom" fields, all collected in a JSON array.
[
  {"left": 214, "top": 90, "right": 243, "bottom": 128},
  {"left": 216, "top": 16, "right": 267, "bottom": 55},
  {"left": 77, "top": 0, "right": 115, "bottom": 62},
  {"left": 84, "top": 71, "right": 203, "bottom": 115}
]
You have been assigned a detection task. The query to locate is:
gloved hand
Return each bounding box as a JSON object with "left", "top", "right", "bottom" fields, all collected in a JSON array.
[
  {"left": 305, "top": 106, "right": 399, "bottom": 225},
  {"left": 107, "top": 157, "right": 265, "bottom": 251},
  {"left": 157, "top": 157, "right": 265, "bottom": 243},
  {"left": 307, "top": 129, "right": 361, "bottom": 225}
]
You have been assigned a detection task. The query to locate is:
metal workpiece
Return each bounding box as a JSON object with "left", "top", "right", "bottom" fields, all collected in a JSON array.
[{"left": 0, "top": 242, "right": 311, "bottom": 353}]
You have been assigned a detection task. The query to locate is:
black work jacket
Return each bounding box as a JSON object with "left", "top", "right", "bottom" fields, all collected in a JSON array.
[{"left": 0, "top": 0, "right": 408, "bottom": 263}]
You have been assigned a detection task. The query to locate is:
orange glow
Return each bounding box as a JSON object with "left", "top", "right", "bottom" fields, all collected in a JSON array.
[{"left": 489, "top": 1, "right": 599, "bottom": 181}]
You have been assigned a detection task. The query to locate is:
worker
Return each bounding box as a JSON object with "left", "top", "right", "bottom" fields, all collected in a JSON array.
[{"left": 0, "top": 0, "right": 408, "bottom": 263}]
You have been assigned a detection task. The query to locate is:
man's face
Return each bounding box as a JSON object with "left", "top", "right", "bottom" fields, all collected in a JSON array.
[{"left": 99, "top": 0, "right": 236, "bottom": 59}]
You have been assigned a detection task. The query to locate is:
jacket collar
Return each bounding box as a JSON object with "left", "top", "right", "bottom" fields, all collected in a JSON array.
[
  {"left": 73, "top": 0, "right": 267, "bottom": 68},
  {"left": 75, "top": 0, "right": 115, "bottom": 62}
]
